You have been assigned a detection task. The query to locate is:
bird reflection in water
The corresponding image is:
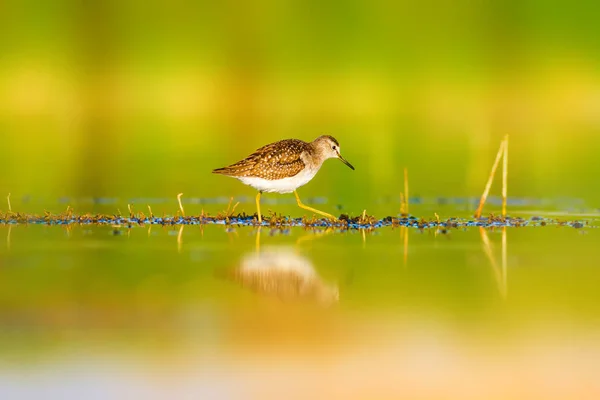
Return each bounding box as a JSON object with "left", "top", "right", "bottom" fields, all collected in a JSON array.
[{"left": 222, "top": 246, "right": 340, "bottom": 306}]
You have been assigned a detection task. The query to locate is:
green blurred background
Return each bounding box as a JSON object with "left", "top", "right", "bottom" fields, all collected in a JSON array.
[{"left": 2, "top": 0, "right": 600, "bottom": 214}]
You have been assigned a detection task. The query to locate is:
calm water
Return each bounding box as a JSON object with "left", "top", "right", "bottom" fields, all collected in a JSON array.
[{"left": 0, "top": 220, "right": 598, "bottom": 399}]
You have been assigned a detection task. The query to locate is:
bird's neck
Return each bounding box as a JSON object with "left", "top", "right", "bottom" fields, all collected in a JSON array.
[{"left": 306, "top": 143, "right": 328, "bottom": 168}]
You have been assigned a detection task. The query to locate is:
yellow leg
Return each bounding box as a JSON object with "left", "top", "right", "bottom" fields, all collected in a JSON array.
[
  {"left": 256, "top": 192, "right": 262, "bottom": 224},
  {"left": 294, "top": 190, "right": 337, "bottom": 220}
]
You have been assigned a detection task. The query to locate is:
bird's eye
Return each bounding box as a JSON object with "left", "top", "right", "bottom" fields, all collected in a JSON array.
[{"left": 332, "top": 145, "right": 337, "bottom": 150}]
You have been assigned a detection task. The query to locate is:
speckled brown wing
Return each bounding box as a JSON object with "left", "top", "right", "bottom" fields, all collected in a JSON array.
[{"left": 213, "top": 139, "right": 309, "bottom": 180}]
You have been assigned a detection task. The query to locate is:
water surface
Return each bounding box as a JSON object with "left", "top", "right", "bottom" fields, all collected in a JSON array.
[{"left": 0, "top": 222, "right": 598, "bottom": 399}]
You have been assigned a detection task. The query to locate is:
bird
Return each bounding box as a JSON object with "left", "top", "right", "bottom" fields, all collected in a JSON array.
[{"left": 212, "top": 135, "right": 355, "bottom": 223}]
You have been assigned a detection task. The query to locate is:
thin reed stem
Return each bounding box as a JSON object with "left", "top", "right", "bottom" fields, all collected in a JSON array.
[{"left": 474, "top": 138, "right": 507, "bottom": 219}]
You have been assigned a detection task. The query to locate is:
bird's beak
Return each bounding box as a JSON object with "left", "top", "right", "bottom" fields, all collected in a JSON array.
[{"left": 337, "top": 152, "right": 355, "bottom": 170}]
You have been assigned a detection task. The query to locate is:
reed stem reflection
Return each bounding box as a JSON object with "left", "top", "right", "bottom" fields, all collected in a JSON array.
[{"left": 480, "top": 227, "right": 507, "bottom": 298}]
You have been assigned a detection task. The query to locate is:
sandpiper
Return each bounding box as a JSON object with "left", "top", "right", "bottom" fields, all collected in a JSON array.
[{"left": 213, "top": 135, "right": 354, "bottom": 223}]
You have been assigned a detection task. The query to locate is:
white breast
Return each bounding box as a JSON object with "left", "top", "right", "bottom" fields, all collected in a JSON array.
[{"left": 237, "top": 167, "right": 319, "bottom": 194}]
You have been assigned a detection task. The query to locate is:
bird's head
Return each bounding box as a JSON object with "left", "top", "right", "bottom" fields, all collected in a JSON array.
[{"left": 312, "top": 135, "right": 355, "bottom": 170}]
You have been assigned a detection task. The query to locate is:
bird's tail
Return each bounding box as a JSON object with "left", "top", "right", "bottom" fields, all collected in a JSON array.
[{"left": 212, "top": 167, "right": 231, "bottom": 175}]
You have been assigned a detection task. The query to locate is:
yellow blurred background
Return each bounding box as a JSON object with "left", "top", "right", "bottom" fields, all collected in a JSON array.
[{"left": 2, "top": 0, "right": 599, "bottom": 212}]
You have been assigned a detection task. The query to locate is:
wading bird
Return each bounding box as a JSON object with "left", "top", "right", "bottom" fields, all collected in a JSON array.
[{"left": 213, "top": 135, "right": 354, "bottom": 223}]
